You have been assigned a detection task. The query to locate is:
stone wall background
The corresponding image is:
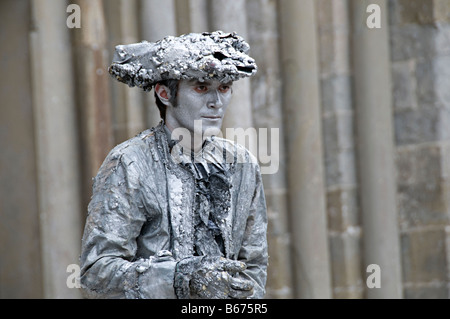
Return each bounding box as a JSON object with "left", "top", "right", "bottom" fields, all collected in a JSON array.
[
  {"left": 1, "top": 0, "right": 449, "bottom": 298},
  {"left": 390, "top": 0, "right": 450, "bottom": 298}
]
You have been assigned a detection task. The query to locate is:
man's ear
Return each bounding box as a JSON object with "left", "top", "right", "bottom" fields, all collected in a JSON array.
[{"left": 155, "top": 83, "right": 171, "bottom": 106}]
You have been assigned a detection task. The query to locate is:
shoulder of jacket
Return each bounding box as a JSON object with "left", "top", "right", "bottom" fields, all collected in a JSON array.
[{"left": 106, "top": 129, "right": 157, "bottom": 164}]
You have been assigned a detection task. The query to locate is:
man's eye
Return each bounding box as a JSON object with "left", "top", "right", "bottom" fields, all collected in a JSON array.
[
  {"left": 194, "top": 86, "right": 208, "bottom": 93},
  {"left": 219, "top": 85, "right": 230, "bottom": 93}
]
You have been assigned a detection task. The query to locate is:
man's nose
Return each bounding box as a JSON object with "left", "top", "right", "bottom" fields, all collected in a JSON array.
[{"left": 207, "top": 90, "right": 224, "bottom": 109}]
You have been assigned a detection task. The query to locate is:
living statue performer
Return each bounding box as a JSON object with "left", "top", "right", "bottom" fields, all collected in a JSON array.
[{"left": 79, "top": 31, "right": 268, "bottom": 299}]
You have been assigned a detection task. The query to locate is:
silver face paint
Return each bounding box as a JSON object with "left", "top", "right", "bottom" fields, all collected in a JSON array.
[{"left": 165, "top": 79, "right": 233, "bottom": 149}]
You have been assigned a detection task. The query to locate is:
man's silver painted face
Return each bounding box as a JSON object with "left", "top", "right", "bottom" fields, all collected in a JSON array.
[{"left": 165, "top": 79, "right": 233, "bottom": 137}]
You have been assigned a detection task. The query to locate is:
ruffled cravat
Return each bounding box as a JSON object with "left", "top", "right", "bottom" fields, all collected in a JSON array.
[{"left": 183, "top": 160, "right": 228, "bottom": 257}]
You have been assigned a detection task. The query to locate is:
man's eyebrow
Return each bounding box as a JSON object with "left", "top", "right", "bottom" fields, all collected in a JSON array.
[
  {"left": 189, "top": 80, "right": 211, "bottom": 86},
  {"left": 188, "top": 80, "right": 233, "bottom": 86}
]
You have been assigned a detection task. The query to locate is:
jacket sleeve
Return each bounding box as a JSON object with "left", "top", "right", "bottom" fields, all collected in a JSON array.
[
  {"left": 79, "top": 150, "right": 177, "bottom": 299},
  {"left": 236, "top": 164, "right": 268, "bottom": 299}
]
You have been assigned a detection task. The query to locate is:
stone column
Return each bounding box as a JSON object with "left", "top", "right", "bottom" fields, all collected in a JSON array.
[
  {"left": 278, "top": 0, "right": 332, "bottom": 298},
  {"left": 140, "top": 0, "right": 177, "bottom": 128},
  {"left": 247, "top": 0, "right": 293, "bottom": 299},
  {"left": 351, "top": 0, "right": 402, "bottom": 298},
  {"left": 173, "top": 0, "right": 209, "bottom": 34},
  {"left": 72, "top": 0, "right": 114, "bottom": 209},
  {"left": 316, "top": 0, "right": 364, "bottom": 298},
  {"left": 105, "top": 0, "right": 146, "bottom": 143},
  {"left": 29, "top": 0, "right": 82, "bottom": 298},
  {"left": 389, "top": 0, "right": 450, "bottom": 298},
  {"left": 187, "top": 0, "right": 209, "bottom": 33},
  {"left": 174, "top": 0, "right": 191, "bottom": 35},
  {"left": 0, "top": 0, "right": 42, "bottom": 298},
  {"left": 209, "top": 0, "right": 256, "bottom": 155}
]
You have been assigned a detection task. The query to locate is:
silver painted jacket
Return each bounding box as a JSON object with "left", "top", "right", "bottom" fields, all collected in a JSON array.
[{"left": 79, "top": 122, "right": 268, "bottom": 299}]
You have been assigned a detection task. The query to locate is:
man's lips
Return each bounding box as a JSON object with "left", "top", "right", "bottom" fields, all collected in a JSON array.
[{"left": 201, "top": 115, "right": 222, "bottom": 119}]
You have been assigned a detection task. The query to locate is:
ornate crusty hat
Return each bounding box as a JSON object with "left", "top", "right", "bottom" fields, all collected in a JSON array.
[{"left": 108, "top": 31, "right": 257, "bottom": 91}]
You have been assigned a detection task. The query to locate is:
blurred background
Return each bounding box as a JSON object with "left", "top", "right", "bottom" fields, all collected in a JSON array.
[{"left": 1, "top": 0, "right": 450, "bottom": 299}]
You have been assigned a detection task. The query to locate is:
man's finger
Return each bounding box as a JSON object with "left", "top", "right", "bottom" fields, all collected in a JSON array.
[
  {"left": 216, "top": 258, "right": 246, "bottom": 273},
  {"left": 229, "top": 276, "right": 254, "bottom": 291},
  {"left": 229, "top": 287, "right": 254, "bottom": 299}
]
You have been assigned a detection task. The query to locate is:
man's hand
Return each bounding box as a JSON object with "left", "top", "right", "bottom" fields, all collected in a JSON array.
[{"left": 174, "top": 256, "right": 254, "bottom": 299}]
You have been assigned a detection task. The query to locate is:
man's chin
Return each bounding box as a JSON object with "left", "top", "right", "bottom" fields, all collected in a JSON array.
[
  {"left": 202, "top": 126, "right": 222, "bottom": 137},
  {"left": 189, "top": 119, "right": 223, "bottom": 139}
]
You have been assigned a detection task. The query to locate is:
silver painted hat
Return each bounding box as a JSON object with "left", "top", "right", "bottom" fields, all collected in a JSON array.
[{"left": 108, "top": 31, "right": 257, "bottom": 91}]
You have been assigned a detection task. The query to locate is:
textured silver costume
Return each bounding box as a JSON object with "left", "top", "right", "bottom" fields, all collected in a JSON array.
[
  {"left": 80, "top": 31, "right": 267, "bottom": 299},
  {"left": 80, "top": 123, "right": 268, "bottom": 298}
]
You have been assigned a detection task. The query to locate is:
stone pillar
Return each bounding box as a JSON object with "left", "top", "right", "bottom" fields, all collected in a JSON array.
[
  {"left": 72, "top": 0, "right": 114, "bottom": 209},
  {"left": 209, "top": 0, "right": 256, "bottom": 155},
  {"left": 29, "top": 0, "right": 82, "bottom": 298},
  {"left": 278, "top": 0, "right": 332, "bottom": 298},
  {"left": 186, "top": 0, "right": 209, "bottom": 33},
  {"left": 0, "top": 0, "right": 42, "bottom": 298},
  {"left": 140, "top": 0, "right": 177, "bottom": 128},
  {"left": 174, "top": 0, "right": 209, "bottom": 37},
  {"left": 174, "top": 0, "right": 191, "bottom": 35},
  {"left": 389, "top": 0, "right": 450, "bottom": 298},
  {"left": 351, "top": 0, "right": 402, "bottom": 298},
  {"left": 316, "top": 0, "right": 364, "bottom": 298},
  {"left": 105, "top": 0, "right": 146, "bottom": 144},
  {"left": 247, "top": 0, "right": 293, "bottom": 299}
]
